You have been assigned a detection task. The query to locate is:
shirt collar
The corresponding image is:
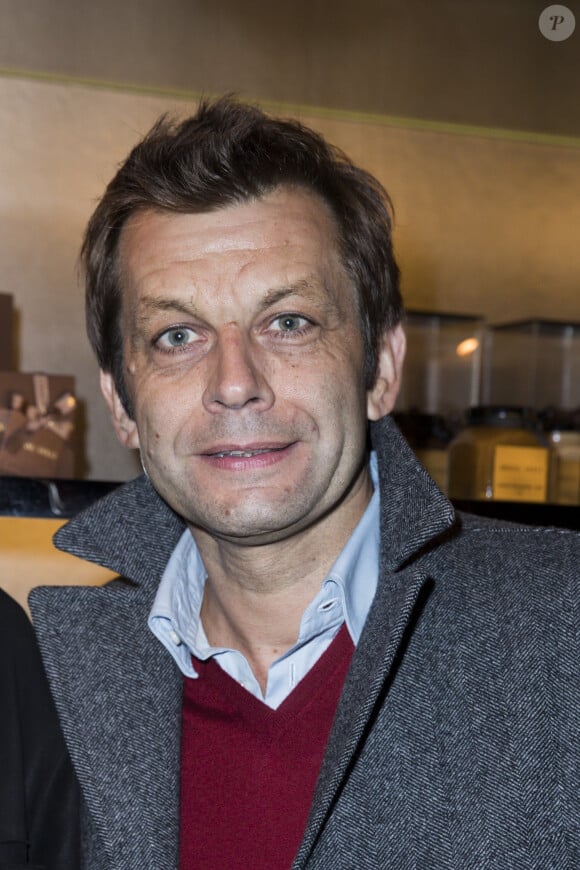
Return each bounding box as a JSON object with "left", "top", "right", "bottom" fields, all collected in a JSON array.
[
  {"left": 148, "top": 453, "right": 380, "bottom": 675},
  {"left": 300, "top": 452, "right": 380, "bottom": 644}
]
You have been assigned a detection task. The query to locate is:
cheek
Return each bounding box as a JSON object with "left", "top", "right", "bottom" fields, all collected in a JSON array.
[
  {"left": 289, "top": 371, "right": 366, "bottom": 437},
  {"left": 134, "top": 390, "right": 189, "bottom": 455}
]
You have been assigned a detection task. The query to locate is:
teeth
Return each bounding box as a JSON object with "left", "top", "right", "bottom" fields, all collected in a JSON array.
[{"left": 214, "top": 450, "right": 268, "bottom": 458}]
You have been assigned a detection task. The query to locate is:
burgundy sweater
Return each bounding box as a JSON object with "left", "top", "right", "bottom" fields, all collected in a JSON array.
[{"left": 179, "top": 625, "right": 353, "bottom": 869}]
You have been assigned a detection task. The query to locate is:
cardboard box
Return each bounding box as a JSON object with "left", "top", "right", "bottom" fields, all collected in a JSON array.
[
  {"left": 0, "top": 372, "right": 76, "bottom": 478},
  {"left": 0, "top": 294, "right": 14, "bottom": 369}
]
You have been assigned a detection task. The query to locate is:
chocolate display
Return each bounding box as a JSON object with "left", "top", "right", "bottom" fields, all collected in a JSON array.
[{"left": 0, "top": 372, "right": 76, "bottom": 478}]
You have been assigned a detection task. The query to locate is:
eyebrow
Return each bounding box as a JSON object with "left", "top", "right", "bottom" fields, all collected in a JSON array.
[
  {"left": 260, "top": 279, "right": 323, "bottom": 309},
  {"left": 133, "top": 276, "right": 331, "bottom": 324},
  {"left": 128, "top": 296, "right": 196, "bottom": 342},
  {"left": 135, "top": 295, "right": 197, "bottom": 319}
]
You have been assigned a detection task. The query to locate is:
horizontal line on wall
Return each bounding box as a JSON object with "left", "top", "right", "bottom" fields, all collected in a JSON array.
[{"left": 2, "top": 65, "right": 580, "bottom": 151}]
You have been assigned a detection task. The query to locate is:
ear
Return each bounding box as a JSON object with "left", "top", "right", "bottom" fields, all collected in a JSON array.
[
  {"left": 367, "top": 323, "right": 406, "bottom": 421},
  {"left": 99, "top": 370, "right": 140, "bottom": 450}
]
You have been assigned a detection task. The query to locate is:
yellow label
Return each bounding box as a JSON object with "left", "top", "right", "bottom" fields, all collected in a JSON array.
[{"left": 493, "top": 445, "right": 548, "bottom": 503}]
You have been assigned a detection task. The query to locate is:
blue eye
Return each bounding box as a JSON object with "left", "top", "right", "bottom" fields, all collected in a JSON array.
[
  {"left": 156, "top": 327, "right": 197, "bottom": 349},
  {"left": 273, "top": 315, "right": 309, "bottom": 332}
]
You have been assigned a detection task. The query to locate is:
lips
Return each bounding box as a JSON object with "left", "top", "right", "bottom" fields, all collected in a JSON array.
[
  {"left": 211, "top": 448, "right": 281, "bottom": 458},
  {"left": 200, "top": 442, "right": 296, "bottom": 470},
  {"left": 202, "top": 443, "right": 291, "bottom": 457}
]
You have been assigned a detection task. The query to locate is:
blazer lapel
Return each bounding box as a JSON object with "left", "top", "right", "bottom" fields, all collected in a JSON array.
[
  {"left": 30, "top": 581, "right": 183, "bottom": 870},
  {"left": 294, "top": 420, "right": 457, "bottom": 866},
  {"left": 294, "top": 565, "right": 431, "bottom": 867}
]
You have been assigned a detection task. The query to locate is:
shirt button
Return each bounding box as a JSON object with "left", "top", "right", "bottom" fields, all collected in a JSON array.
[{"left": 168, "top": 629, "right": 182, "bottom": 646}]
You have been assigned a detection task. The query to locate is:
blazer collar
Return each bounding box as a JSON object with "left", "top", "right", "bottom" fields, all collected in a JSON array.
[
  {"left": 371, "top": 415, "right": 456, "bottom": 568},
  {"left": 54, "top": 415, "right": 455, "bottom": 580},
  {"left": 53, "top": 474, "right": 185, "bottom": 587}
]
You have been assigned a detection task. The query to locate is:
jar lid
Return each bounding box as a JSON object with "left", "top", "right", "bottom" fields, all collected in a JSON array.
[
  {"left": 464, "top": 406, "right": 537, "bottom": 430},
  {"left": 393, "top": 412, "right": 455, "bottom": 445},
  {"left": 538, "top": 407, "right": 580, "bottom": 432}
]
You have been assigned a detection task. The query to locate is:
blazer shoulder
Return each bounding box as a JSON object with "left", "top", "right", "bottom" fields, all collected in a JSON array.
[
  {"left": 421, "top": 511, "right": 579, "bottom": 625},
  {"left": 454, "top": 509, "right": 580, "bottom": 566}
]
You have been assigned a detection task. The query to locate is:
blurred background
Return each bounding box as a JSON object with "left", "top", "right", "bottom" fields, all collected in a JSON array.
[{"left": 0, "top": 0, "right": 578, "bottom": 482}]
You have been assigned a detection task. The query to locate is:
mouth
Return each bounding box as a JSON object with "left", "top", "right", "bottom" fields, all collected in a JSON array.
[
  {"left": 209, "top": 447, "right": 286, "bottom": 459},
  {"left": 200, "top": 442, "right": 297, "bottom": 470}
]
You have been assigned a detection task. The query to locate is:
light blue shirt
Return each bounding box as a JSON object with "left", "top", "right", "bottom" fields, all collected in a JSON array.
[{"left": 148, "top": 454, "right": 380, "bottom": 709}]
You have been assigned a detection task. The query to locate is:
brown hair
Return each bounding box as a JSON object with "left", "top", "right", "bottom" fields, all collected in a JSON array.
[{"left": 81, "top": 96, "right": 402, "bottom": 414}]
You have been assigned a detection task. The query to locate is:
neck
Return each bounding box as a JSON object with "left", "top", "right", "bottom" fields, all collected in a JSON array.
[
  {"left": 191, "top": 475, "right": 373, "bottom": 691},
  {"left": 199, "top": 561, "right": 320, "bottom": 692}
]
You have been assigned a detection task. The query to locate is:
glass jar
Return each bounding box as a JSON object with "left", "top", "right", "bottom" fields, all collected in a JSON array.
[
  {"left": 538, "top": 409, "right": 580, "bottom": 505},
  {"left": 394, "top": 412, "right": 455, "bottom": 492},
  {"left": 448, "top": 406, "right": 548, "bottom": 502},
  {"left": 548, "top": 430, "right": 580, "bottom": 505}
]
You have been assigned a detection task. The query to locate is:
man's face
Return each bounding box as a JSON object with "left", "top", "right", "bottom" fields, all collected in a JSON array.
[{"left": 103, "top": 187, "right": 403, "bottom": 547}]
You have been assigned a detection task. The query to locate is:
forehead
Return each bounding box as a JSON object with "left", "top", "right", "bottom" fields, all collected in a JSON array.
[{"left": 118, "top": 187, "right": 347, "bottom": 301}]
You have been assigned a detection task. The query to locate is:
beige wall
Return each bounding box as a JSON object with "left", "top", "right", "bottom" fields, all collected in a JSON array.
[
  {"left": 306, "top": 112, "right": 580, "bottom": 319},
  {"left": 1, "top": 0, "right": 579, "bottom": 139},
  {"left": 1, "top": 75, "right": 580, "bottom": 480}
]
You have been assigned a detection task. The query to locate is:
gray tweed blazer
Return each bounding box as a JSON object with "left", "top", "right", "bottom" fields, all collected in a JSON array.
[{"left": 30, "top": 416, "right": 579, "bottom": 869}]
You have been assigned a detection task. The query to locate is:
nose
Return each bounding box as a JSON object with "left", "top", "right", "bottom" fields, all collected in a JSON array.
[{"left": 202, "top": 325, "right": 275, "bottom": 413}]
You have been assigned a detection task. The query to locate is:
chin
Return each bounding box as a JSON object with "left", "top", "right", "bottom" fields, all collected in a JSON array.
[{"left": 190, "top": 502, "right": 310, "bottom": 543}]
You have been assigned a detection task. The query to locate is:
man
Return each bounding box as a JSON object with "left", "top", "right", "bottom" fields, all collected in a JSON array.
[
  {"left": 30, "top": 98, "right": 578, "bottom": 869},
  {"left": 0, "top": 588, "right": 79, "bottom": 868}
]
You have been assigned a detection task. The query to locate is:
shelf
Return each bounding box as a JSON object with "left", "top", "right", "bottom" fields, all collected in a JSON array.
[
  {"left": 1, "top": 476, "right": 578, "bottom": 531},
  {"left": 453, "top": 499, "right": 579, "bottom": 532},
  {"left": 0, "top": 476, "right": 119, "bottom": 519}
]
